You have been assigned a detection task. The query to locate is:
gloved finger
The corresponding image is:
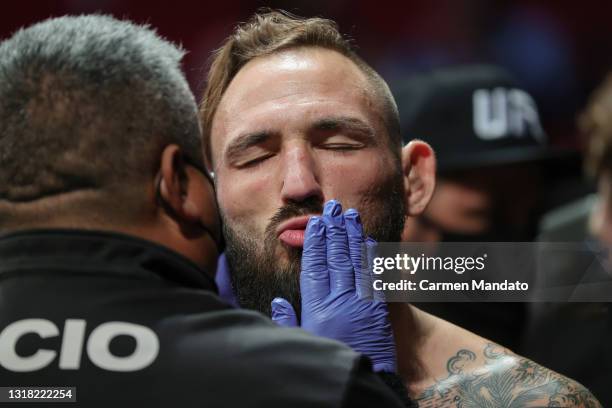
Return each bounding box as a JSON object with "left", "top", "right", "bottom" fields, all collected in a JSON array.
[
  {"left": 323, "top": 200, "right": 354, "bottom": 293},
  {"left": 366, "top": 237, "right": 384, "bottom": 301},
  {"left": 345, "top": 209, "right": 369, "bottom": 299},
  {"left": 301, "top": 216, "right": 330, "bottom": 304},
  {"left": 271, "top": 298, "right": 298, "bottom": 327},
  {"left": 214, "top": 253, "right": 240, "bottom": 308}
]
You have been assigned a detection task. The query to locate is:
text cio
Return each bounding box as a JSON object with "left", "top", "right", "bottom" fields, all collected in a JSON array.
[{"left": 0, "top": 319, "right": 159, "bottom": 372}]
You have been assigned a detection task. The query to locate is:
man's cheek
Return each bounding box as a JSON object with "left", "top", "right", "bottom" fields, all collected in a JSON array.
[
  {"left": 217, "top": 176, "right": 264, "bottom": 216},
  {"left": 320, "top": 174, "right": 382, "bottom": 210},
  {"left": 220, "top": 200, "right": 270, "bottom": 244},
  {"left": 320, "top": 154, "right": 389, "bottom": 191}
]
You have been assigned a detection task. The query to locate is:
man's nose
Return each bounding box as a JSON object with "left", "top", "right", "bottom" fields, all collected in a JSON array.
[{"left": 280, "top": 145, "right": 323, "bottom": 204}]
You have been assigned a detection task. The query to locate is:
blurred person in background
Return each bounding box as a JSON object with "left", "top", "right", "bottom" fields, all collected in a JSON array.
[
  {"left": 582, "top": 76, "right": 612, "bottom": 251},
  {"left": 523, "top": 73, "right": 612, "bottom": 406},
  {"left": 393, "top": 65, "right": 578, "bottom": 351},
  {"left": 395, "top": 64, "right": 575, "bottom": 244},
  {"left": 202, "top": 11, "right": 599, "bottom": 407}
]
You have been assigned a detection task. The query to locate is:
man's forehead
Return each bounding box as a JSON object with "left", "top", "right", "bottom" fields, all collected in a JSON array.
[
  {"left": 211, "top": 48, "right": 380, "bottom": 159},
  {"left": 221, "top": 48, "right": 369, "bottom": 110}
]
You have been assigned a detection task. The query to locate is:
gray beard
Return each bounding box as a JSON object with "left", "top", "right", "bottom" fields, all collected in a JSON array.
[{"left": 223, "top": 172, "right": 406, "bottom": 318}]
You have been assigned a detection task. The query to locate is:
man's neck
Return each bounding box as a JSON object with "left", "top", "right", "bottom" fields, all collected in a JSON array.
[{"left": 389, "top": 303, "right": 431, "bottom": 384}]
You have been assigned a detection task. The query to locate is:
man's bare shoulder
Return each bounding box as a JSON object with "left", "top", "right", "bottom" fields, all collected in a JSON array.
[{"left": 406, "top": 308, "right": 600, "bottom": 407}]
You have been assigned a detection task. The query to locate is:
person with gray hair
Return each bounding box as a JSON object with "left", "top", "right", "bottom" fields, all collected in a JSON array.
[
  {"left": 0, "top": 14, "right": 204, "bottom": 229},
  {"left": 0, "top": 15, "right": 411, "bottom": 407}
]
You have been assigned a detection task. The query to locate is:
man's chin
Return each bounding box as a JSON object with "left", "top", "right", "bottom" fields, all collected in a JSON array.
[{"left": 273, "top": 241, "right": 303, "bottom": 269}]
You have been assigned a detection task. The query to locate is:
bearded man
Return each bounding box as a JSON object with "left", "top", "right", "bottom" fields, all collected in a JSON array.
[{"left": 199, "top": 10, "right": 600, "bottom": 407}]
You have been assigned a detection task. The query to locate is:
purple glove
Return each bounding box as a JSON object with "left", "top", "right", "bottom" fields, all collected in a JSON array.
[
  {"left": 271, "top": 200, "right": 397, "bottom": 373},
  {"left": 214, "top": 253, "right": 239, "bottom": 308}
]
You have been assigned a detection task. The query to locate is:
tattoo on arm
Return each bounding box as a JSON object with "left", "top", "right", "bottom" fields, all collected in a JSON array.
[{"left": 415, "top": 343, "right": 601, "bottom": 408}]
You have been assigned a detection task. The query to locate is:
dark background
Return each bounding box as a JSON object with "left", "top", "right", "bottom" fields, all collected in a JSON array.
[
  {"left": 3, "top": 0, "right": 612, "bottom": 151},
  {"left": 3, "top": 2, "right": 611, "bottom": 403}
]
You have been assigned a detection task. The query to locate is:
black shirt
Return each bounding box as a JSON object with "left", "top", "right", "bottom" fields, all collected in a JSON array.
[{"left": 0, "top": 229, "right": 407, "bottom": 407}]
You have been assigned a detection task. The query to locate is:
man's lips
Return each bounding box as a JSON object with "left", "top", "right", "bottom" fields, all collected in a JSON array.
[{"left": 277, "top": 215, "right": 316, "bottom": 247}]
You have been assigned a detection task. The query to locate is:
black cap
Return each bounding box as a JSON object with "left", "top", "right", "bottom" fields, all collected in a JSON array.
[{"left": 393, "top": 65, "right": 572, "bottom": 172}]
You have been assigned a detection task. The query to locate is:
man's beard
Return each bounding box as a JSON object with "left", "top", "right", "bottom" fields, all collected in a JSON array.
[{"left": 223, "top": 172, "right": 406, "bottom": 318}]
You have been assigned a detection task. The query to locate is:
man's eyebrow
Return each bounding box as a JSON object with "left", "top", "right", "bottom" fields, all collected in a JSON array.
[
  {"left": 311, "top": 116, "right": 377, "bottom": 142},
  {"left": 224, "top": 131, "right": 273, "bottom": 161}
]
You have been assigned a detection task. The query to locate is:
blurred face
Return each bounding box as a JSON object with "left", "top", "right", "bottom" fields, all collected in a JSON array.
[
  {"left": 590, "top": 171, "right": 612, "bottom": 250},
  {"left": 210, "top": 47, "right": 405, "bottom": 314},
  {"left": 404, "top": 164, "right": 541, "bottom": 242}
]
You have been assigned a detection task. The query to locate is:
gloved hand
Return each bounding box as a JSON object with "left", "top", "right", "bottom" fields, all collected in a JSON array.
[{"left": 271, "top": 200, "right": 397, "bottom": 373}]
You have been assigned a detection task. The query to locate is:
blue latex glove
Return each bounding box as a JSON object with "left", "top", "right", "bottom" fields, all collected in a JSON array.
[
  {"left": 271, "top": 200, "right": 397, "bottom": 373},
  {"left": 214, "top": 253, "right": 239, "bottom": 308}
]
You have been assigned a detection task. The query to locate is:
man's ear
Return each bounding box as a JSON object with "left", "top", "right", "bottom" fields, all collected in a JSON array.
[
  {"left": 401, "top": 140, "right": 436, "bottom": 216},
  {"left": 158, "top": 144, "right": 206, "bottom": 225}
]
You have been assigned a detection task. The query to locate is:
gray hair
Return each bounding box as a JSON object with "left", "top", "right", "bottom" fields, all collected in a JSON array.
[{"left": 0, "top": 15, "right": 202, "bottom": 210}]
